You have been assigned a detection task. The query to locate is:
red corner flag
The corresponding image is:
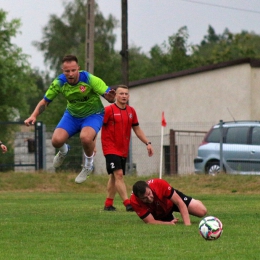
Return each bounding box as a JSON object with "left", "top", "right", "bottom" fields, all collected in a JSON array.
[{"left": 161, "top": 112, "right": 167, "bottom": 127}]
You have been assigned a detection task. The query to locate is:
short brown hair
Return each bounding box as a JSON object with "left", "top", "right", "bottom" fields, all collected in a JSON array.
[
  {"left": 62, "top": 55, "right": 78, "bottom": 64},
  {"left": 116, "top": 85, "right": 128, "bottom": 90},
  {"left": 133, "top": 180, "right": 149, "bottom": 197}
]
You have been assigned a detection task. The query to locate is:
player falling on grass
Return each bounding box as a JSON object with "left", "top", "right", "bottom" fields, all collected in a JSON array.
[
  {"left": 101, "top": 85, "right": 154, "bottom": 212},
  {"left": 24, "top": 55, "right": 115, "bottom": 183},
  {"left": 130, "top": 178, "right": 207, "bottom": 225}
]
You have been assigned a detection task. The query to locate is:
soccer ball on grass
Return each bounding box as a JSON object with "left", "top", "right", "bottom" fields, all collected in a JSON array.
[{"left": 199, "top": 216, "right": 223, "bottom": 240}]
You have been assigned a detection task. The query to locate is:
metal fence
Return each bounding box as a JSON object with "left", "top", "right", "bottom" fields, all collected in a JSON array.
[
  {"left": 0, "top": 122, "right": 46, "bottom": 171},
  {"left": 0, "top": 121, "right": 209, "bottom": 175},
  {"left": 170, "top": 130, "right": 207, "bottom": 174}
]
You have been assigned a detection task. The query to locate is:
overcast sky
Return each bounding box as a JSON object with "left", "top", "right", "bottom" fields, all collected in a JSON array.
[{"left": 2, "top": 0, "right": 260, "bottom": 72}]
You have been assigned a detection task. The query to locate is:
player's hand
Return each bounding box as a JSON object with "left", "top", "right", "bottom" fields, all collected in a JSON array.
[
  {"left": 24, "top": 116, "right": 36, "bottom": 126},
  {"left": 1, "top": 144, "right": 7, "bottom": 153},
  {"left": 104, "top": 89, "right": 116, "bottom": 103},
  {"left": 170, "top": 218, "right": 179, "bottom": 225},
  {"left": 147, "top": 145, "right": 154, "bottom": 157}
]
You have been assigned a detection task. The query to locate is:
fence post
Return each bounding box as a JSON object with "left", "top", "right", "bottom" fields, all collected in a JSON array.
[
  {"left": 35, "top": 121, "right": 44, "bottom": 170},
  {"left": 170, "top": 129, "right": 177, "bottom": 175},
  {"left": 219, "top": 120, "right": 223, "bottom": 172}
]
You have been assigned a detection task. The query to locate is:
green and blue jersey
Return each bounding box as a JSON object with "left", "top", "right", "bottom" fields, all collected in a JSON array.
[{"left": 44, "top": 71, "right": 109, "bottom": 118}]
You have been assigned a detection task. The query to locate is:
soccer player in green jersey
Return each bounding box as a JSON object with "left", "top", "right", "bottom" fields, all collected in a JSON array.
[{"left": 24, "top": 55, "right": 115, "bottom": 183}]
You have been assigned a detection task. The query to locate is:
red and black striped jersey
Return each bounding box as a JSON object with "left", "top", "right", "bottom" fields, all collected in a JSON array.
[{"left": 101, "top": 103, "right": 139, "bottom": 157}]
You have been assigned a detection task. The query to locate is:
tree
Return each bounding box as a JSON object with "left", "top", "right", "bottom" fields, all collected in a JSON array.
[
  {"left": 148, "top": 26, "right": 193, "bottom": 76},
  {"left": 0, "top": 9, "right": 39, "bottom": 170},
  {"left": 0, "top": 9, "right": 38, "bottom": 121},
  {"left": 128, "top": 45, "right": 154, "bottom": 81},
  {"left": 191, "top": 26, "right": 260, "bottom": 66},
  {"left": 200, "top": 25, "right": 220, "bottom": 45},
  {"left": 26, "top": 69, "right": 62, "bottom": 126},
  {"left": 33, "top": 0, "right": 121, "bottom": 83}
]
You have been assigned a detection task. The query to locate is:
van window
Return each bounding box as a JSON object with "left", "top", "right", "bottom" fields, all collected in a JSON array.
[
  {"left": 251, "top": 127, "right": 260, "bottom": 145},
  {"left": 226, "top": 127, "right": 249, "bottom": 144},
  {"left": 207, "top": 128, "right": 221, "bottom": 143}
]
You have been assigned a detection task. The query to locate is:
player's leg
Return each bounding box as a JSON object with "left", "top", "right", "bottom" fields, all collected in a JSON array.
[
  {"left": 52, "top": 128, "right": 69, "bottom": 148},
  {"left": 104, "top": 174, "right": 117, "bottom": 211},
  {"left": 104, "top": 155, "right": 117, "bottom": 210},
  {"left": 79, "top": 113, "right": 103, "bottom": 156},
  {"left": 173, "top": 189, "right": 207, "bottom": 218},
  {"left": 80, "top": 126, "right": 96, "bottom": 157},
  {"left": 114, "top": 169, "right": 128, "bottom": 200},
  {"left": 75, "top": 113, "right": 103, "bottom": 184},
  {"left": 187, "top": 199, "right": 207, "bottom": 217},
  {"left": 74, "top": 125, "right": 96, "bottom": 183},
  {"left": 52, "top": 111, "right": 78, "bottom": 168},
  {"left": 113, "top": 157, "right": 133, "bottom": 211}
]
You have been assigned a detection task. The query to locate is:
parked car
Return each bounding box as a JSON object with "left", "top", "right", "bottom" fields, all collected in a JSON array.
[{"left": 194, "top": 121, "right": 260, "bottom": 175}]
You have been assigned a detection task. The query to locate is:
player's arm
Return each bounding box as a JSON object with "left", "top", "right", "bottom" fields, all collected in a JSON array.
[
  {"left": 88, "top": 73, "right": 115, "bottom": 103},
  {"left": 170, "top": 191, "right": 191, "bottom": 225},
  {"left": 132, "top": 125, "right": 154, "bottom": 157},
  {"left": 24, "top": 99, "right": 49, "bottom": 126},
  {"left": 142, "top": 213, "right": 178, "bottom": 225}
]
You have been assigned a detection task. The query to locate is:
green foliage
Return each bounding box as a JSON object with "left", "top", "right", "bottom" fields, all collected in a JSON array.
[
  {"left": 192, "top": 26, "right": 260, "bottom": 66},
  {"left": 148, "top": 26, "right": 193, "bottom": 76},
  {"left": 0, "top": 9, "right": 38, "bottom": 121},
  {"left": 93, "top": 11, "right": 121, "bottom": 83},
  {"left": 33, "top": 0, "right": 121, "bottom": 84},
  {"left": 33, "top": 0, "right": 88, "bottom": 73},
  {"left": 0, "top": 10, "right": 38, "bottom": 151},
  {"left": 128, "top": 46, "right": 154, "bottom": 81},
  {"left": 27, "top": 69, "right": 49, "bottom": 114}
]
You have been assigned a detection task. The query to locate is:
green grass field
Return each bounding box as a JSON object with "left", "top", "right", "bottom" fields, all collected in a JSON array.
[{"left": 0, "top": 172, "right": 260, "bottom": 260}]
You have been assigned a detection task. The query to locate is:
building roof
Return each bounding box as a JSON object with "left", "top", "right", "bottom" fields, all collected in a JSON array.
[{"left": 128, "top": 58, "right": 260, "bottom": 88}]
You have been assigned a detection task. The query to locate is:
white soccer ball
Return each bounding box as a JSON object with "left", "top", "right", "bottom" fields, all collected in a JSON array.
[{"left": 199, "top": 216, "right": 223, "bottom": 240}]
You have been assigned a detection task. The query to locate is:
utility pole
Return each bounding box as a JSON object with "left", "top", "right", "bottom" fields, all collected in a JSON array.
[
  {"left": 121, "top": 0, "right": 132, "bottom": 173},
  {"left": 121, "top": 0, "right": 129, "bottom": 85},
  {"left": 85, "top": 0, "right": 95, "bottom": 73},
  {"left": 84, "top": 0, "right": 95, "bottom": 166}
]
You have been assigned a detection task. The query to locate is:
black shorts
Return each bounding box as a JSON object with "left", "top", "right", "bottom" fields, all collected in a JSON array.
[
  {"left": 172, "top": 189, "right": 192, "bottom": 212},
  {"left": 160, "top": 189, "right": 192, "bottom": 221},
  {"left": 105, "top": 154, "right": 127, "bottom": 175}
]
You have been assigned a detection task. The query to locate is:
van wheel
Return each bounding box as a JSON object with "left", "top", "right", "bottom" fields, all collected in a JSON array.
[{"left": 206, "top": 162, "right": 220, "bottom": 175}]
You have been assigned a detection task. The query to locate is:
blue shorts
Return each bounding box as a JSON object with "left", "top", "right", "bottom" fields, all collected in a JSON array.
[{"left": 56, "top": 110, "right": 104, "bottom": 137}]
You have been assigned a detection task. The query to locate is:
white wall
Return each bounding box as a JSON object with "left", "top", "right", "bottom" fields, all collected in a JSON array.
[{"left": 129, "top": 64, "right": 255, "bottom": 129}]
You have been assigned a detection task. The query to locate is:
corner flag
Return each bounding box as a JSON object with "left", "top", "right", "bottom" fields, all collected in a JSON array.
[
  {"left": 161, "top": 112, "right": 167, "bottom": 127},
  {"left": 160, "top": 112, "right": 167, "bottom": 179}
]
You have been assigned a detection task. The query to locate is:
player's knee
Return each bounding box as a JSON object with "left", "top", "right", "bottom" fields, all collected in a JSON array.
[
  {"left": 198, "top": 202, "right": 207, "bottom": 217},
  {"left": 114, "top": 171, "right": 124, "bottom": 179},
  {"left": 189, "top": 200, "right": 207, "bottom": 217},
  {"left": 199, "top": 206, "right": 207, "bottom": 217},
  {"left": 52, "top": 137, "right": 64, "bottom": 148},
  {"left": 80, "top": 135, "right": 93, "bottom": 145}
]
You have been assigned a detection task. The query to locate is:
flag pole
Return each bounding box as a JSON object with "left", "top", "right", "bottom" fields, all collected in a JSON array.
[
  {"left": 159, "top": 124, "right": 164, "bottom": 179},
  {"left": 160, "top": 112, "right": 167, "bottom": 179}
]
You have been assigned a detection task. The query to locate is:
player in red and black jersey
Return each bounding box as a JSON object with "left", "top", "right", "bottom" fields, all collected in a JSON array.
[
  {"left": 130, "top": 178, "right": 207, "bottom": 225},
  {"left": 101, "top": 85, "right": 154, "bottom": 212}
]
